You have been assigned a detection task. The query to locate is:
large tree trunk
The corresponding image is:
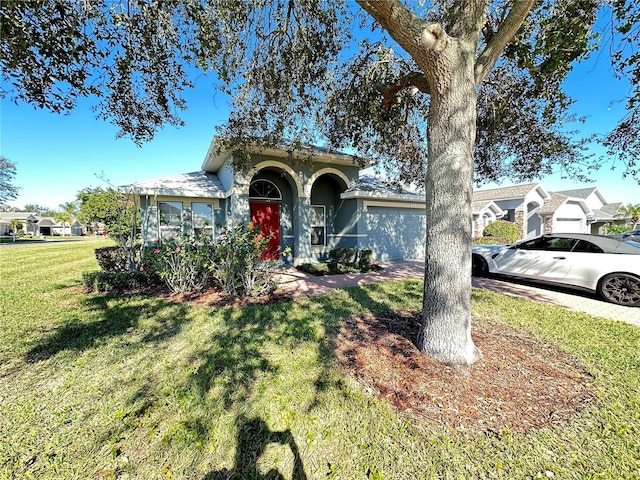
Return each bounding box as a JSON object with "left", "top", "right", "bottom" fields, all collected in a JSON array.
[{"left": 415, "top": 37, "right": 481, "bottom": 365}]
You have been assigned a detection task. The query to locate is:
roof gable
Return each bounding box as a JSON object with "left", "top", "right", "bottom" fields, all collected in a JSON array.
[
  {"left": 201, "top": 138, "right": 363, "bottom": 173},
  {"left": 473, "top": 183, "right": 549, "bottom": 202},
  {"left": 119, "top": 171, "right": 226, "bottom": 198}
]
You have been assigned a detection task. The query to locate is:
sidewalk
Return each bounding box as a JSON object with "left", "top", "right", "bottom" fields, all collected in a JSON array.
[
  {"left": 275, "top": 261, "right": 425, "bottom": 297},
  {"left": 275, "top": 261, "right": 640, "bottom": 327}
]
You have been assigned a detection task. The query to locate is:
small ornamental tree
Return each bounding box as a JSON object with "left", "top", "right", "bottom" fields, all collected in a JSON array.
[
  {"left": 209, "top": 222, "right": 277, "bottom": 298},
  {"left": 148, "top": 235, "right": 213, "bottom": 294}
]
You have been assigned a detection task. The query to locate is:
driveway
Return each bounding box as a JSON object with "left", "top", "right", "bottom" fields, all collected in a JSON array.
[
  {"left": 472, "top": 276, "right": 640, "bottom": 327},
  {"left": 276, "top": 260, "right": 640, "bottom": 327}
]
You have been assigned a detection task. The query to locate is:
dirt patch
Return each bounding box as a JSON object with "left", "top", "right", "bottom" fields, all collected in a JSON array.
[{"left": 334, "top": 310, "right": 596, "bottom": 433}]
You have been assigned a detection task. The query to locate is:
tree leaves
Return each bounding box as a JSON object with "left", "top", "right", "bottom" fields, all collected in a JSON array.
[{"left": 0, "top": 156, "right": 20, "bottom": 205}]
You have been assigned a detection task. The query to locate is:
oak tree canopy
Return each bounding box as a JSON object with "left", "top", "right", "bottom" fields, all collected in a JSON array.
[{"left": 2, "top": 0, "right": 638, "bottom": 364}]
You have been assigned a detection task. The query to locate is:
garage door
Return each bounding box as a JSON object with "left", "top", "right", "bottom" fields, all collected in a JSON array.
[
  {"left": 363, "top": 207, "right": 426, "bottom": 261},
  {"left": 554, "top": 218, "right": 584, "bottom": 233}
]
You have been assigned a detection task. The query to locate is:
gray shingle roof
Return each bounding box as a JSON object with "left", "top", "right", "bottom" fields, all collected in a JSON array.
[
  {"left": 344, "top": 175, "right": 423, "bottom": 199},
  {"left": 472, "top": 200, "right": 503, "bottom": 214},
  {"left": 538, "top": 192, "right": 569, "bottom": 215},
  {"left": 555, "top": 187, "right": 598, "bottom": 199},
  {"left": 592, "top": 202, "right": 624, "bottom": 221},
  {"left": 119, "top": 171, "right": 226, "bottom": 198},
  {"left": 472, "top": 183, "right": 541, "bottom": 201}
]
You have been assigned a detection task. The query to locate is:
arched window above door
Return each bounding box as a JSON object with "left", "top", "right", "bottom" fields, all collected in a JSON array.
[{"left": 249, "top": 179, "right": 282, "bottom": 200}]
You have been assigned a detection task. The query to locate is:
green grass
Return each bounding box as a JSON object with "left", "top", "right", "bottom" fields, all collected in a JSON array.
[{"left": 1, "top": 240, "right": 639, "bottom": 479}]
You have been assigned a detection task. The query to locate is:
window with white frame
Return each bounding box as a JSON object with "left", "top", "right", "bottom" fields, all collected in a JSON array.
[
  {"left": 310, "top": 205, "right": 326, "bottom": 246},
  {"left": 158, "top": 201, "right": 182, "bottom": 241},
  {"left": 192, "top": 202, "right": 215, "bottom": 239}
]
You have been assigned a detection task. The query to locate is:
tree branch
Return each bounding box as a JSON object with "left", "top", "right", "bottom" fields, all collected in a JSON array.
[
  {"left": 474, "top": 0, "right": 536, "bottom": 85},
  {"left": 356, "top": 0, "right": 425, "bottom": 55},
  {"left": 376, "top": 71, "right": 431, "bottom": 97},
  {"left": 375, "top": 71, "right": 430, "bottom": 119}
]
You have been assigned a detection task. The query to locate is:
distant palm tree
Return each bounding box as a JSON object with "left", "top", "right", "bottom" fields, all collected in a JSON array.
[
  {"left": 10, "top": 218, "right": 22, "bottom": 236},
  {"left": 617, "top": 204, "right": 640, "bottom": 229},
  {"left": 55, "top": 201, "right": 79, "bottom": 236}
]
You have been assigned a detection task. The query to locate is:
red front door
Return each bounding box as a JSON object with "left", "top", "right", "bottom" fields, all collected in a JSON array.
[{"left": 250, "top": 202, "right": 281, "bottom": 260}]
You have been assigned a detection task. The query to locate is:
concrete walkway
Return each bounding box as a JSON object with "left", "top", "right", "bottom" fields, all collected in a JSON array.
[{"left": 275, "top": 261, "right": 640, "bottom": 327}]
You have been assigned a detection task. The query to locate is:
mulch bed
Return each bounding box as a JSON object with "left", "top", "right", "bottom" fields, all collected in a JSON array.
[{"left": 333, "top": 310, "right": 596, "bottom": 433}]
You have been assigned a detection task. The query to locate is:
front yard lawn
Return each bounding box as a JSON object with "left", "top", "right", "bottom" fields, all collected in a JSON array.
[{"left": 1, "top": 240, "right": 639, "bottom": 479}]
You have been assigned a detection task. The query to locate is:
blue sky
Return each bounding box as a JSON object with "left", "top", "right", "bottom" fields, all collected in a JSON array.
[{"left": 1, "top": 38, "right": 638, "bottom": 210}]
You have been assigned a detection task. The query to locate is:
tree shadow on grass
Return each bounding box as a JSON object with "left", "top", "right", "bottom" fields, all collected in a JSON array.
[{"left": 24, "top": 294, "right": 192, "bottom": 363}]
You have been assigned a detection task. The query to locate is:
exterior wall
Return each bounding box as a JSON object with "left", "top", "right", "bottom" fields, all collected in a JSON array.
[
  {"left": 515, "top": 208, "right": 526, "bottom": 239},
  {"left": 584, "top": 192, "right": 605, "bottom": 211},
  {"left": 309, "top": 175, "right": 358, "bottom": 261},
  {"left": 222, "top": 154, "right": 362, "bottom": 264}
]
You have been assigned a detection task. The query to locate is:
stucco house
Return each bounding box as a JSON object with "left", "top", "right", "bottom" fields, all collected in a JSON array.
[
  {"left": 0, "top": 212, "right": 76, "bottom": 236},
  {"left": 555, "top": 187, "right": 627, "bottom": 234},
  {"left": 121, "top": 138, "right": 633, "bottom": 262},
  {"left": 120, "top": 141, "right": 427, "bottom": 264},
  {"left": 472, "top": 183, "right": 629, "bottom": 239}
]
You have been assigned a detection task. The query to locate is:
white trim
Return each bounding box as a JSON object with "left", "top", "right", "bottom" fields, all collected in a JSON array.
[
  {"left": 343, "top": 191, "right": 426, "bottom": 203},
  {"left": 362, "top": 200, "right": 425, "bottom": 210},
  {"left": 306, "top": 168, "right": 351, "bottom": 197},
  {"left": 243, "top": 160, "right": 305, "bottom": 198}
]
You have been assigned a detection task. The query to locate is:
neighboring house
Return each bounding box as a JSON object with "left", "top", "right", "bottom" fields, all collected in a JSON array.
[
  {"left": 555, "top": 187, "right": 627, "bottom": 234},
  {"left": 0, "top": 212, "right": 78, "bottom": 236},
  {"left": 471, "top": 200, "right": 506, "bottom": 238},
  {"left": 120, "top": 141, "right": 428, "bottom": 263},
  {"left": 472, "top": 183, "right": 553, "bottom": 239},
  {"left": 0, "top": 219, "right": 10, "bottom": 236},
  {"left": 473, "top": 183, "right": 629, "bottom": 239}
]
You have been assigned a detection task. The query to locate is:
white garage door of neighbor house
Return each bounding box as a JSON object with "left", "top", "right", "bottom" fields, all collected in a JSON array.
[
  {"left": 365, "top": 206, "right": 426, "bottom": 261},
  {"left": 554, "top": 218, "right": 584, "bottom": 233}
]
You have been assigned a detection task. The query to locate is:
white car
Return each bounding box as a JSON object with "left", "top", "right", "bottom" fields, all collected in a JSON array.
[{"left": 472, "top": 233, "right": 640, "bottom": 307}]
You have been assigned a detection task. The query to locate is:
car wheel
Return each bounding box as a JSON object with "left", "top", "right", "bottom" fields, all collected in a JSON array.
[
  {"left": 472, "top": 254, "right": 488, "bottom": 277},
  {"left": 598, "top": 273, "right": 640, "bottom": 307}
]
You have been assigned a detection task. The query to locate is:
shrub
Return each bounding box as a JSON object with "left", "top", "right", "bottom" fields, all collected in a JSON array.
[
  {"left": 209, "top": 222, "right": 276, "bottom": 297},
  {"left": 472, "top": 236, "right": 511, "bottom": 245},
  {"left": 329, "top": 248, "right": 356, "bottom": 265},
  {"left": 94, "top": 246, "right": 130, "bottom": 273},
  {"left": 483, "top": 220, "right": 521, "bottom": 244},
  {"left": 297, "top": 263, "right": 330, "bottom": 276},
  {"left": 146, "top": 235, "right": 213, "bottom": 294},
  {"left": 82, "top": 270, "right": 161, "bottom": 293},
  {"left": 605, "top": 223, "right": 633, "bottom": 234}
]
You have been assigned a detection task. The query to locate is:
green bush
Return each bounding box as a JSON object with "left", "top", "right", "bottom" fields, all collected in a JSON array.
[
  {"left": 299, "top": 249, "right": 382, "bottom": 276},
  {"left": 146, "top": 235, "right": 213, "bottom": 294},
  {"left": 605, "top": 223, "right": 633, "bottom": 234},
  {"left": 472, "top": 236, "right": 511, "bottom": 245},
  {"left": 94, "top": 245, "right": 129, "bottom": 272},
  {"left": 329, "top": 248, "right": 356, "bottom": 265},
  {"left": 297, "top": 263, "right": 330, "bottom": 276},
  {"left": 208, "top": 222, "right": 277, "bottom": 297},
  {"left": 483, "top": 220, "right": 521, "bottom": 244},
  {"left": 82, "top": 270, "right": 161, "bottom": 293},
  {"left": 358, "top": 249, "right": 373, "bottom": 271}
]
